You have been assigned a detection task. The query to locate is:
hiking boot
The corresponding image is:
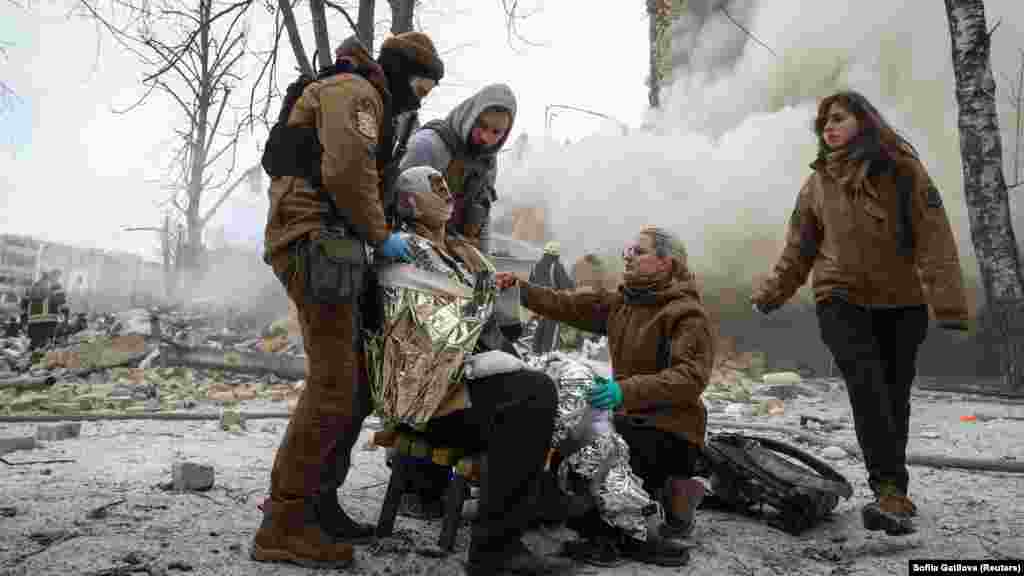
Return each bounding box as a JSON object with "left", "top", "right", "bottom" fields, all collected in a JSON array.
[
  {"left": 903, "top": 496, "right": 918, "bottom": 517},
  {"left": 618, "top": 533, "right": 691, "bottom": 567},
  {"left": 316, "top": 488, "right": 375, "bottom": 544},
  {"left": 251, "top": 499, "right": 355, "bottom": 568},
  {"left": 660, "top": 477, "right": 705, "bottom": 539},
  {"left": 871, "top": 484, "right": 918, "bottom": 517},
  {"left": 862, "top": 495, "right": 916, "bottom": 536},
  {"left": 467, "top": 539, "right": 576, "bottom": 575}
]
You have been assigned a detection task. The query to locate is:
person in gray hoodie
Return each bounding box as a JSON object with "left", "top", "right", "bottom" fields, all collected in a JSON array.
[{"left": 398, "top": 83, "right": 517, "bottom": 255}]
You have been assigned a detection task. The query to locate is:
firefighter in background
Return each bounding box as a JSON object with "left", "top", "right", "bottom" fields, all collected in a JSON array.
[
  {"left": 23, "top": 270, "right": 69, "bottom": 350},
  {"left": 529, "top": 241, "right": 574, "bottom": 354}
]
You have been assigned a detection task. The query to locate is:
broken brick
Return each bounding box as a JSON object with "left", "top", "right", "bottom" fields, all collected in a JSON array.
[
  {"left": 172, "top": 462, "right": 214, "bottom": 492},
  {"left": 0, "top": 436, "right": 36, "bottom": 455},
  {"left": 35, "top": 423, "right": 83, "bottom": 442}
]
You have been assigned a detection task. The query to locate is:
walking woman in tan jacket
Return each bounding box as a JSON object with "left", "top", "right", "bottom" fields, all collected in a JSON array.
[{"left": 753, "top": 90, "right": 969, "bottom": 536}]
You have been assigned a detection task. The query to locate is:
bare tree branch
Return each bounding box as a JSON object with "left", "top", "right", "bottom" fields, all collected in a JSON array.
[
  {"left": 500, "top": 0, "right": 547, "bottom": 52},
  {"left": 200, "top": 164, "right": 257, "bottom": 226},
  {"left": 324, "top": 0, "right": 359, "bottom": 38},
  {"left": 204, "top": 87, "right": 231, "bottom": 153},
  {"left": 719, "top": 5, "right": 776, "bottom": 57}
]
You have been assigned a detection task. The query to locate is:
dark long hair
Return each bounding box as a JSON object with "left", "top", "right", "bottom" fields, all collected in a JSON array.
[{"left": 813, "top": 91, "right": 917, "bottom": 164}]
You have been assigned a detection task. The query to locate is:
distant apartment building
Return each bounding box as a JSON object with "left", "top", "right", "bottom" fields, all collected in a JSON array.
[
  {"left": 0, "top": 233, "right": 163, "bottom": 312},
  {"left": 0, "top": 234, "right": 41, "bottom": 296}
]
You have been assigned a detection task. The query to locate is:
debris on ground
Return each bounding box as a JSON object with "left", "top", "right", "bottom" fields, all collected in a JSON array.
[
  {"left": 0, "top": 304, "right": 307, "bottom": 418},
  {"left": 35, "top": 422, "right": 82, "bottom": 441},
  {"left": 172, "top": 462, "right": 215, "bottom": 492}
]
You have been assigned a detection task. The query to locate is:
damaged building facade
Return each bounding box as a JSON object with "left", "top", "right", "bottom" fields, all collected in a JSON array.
[{"left": 0, "top": 233, "right": 164, "bottom": 313}]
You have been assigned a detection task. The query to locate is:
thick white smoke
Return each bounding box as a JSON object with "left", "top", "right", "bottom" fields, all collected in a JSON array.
[{"left": 496, "top": 0, "right": 1024, "bottom": 293}]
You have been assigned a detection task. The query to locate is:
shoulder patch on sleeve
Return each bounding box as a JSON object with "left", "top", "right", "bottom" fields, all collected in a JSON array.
[
  {"left": 926, "top": 185, "right": 943, "bottom": 208},
  {"left": 353, "top": 99, "right": 378, "bottom": 142}
]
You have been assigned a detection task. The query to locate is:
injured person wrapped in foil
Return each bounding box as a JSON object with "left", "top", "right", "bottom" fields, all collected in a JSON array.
[
  {"left": 366, "top": 240, "right": 496, "bottom": 429},
  {"left": 527, "top": 352, "right": 660, "bottom": 541}
]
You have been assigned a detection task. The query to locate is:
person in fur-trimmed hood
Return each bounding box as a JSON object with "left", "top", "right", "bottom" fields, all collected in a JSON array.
[{"left": 398, "top": 83, "right": 517, "bottom": 254}]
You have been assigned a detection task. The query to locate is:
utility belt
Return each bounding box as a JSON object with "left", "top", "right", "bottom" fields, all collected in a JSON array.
[{"left": 280, "top": 225, "right": 368, "bottom": 306}]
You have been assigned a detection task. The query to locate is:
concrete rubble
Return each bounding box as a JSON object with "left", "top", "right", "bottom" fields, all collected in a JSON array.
[
  {"left": 1, "top": 307, "right": 1022, "bottom": 575},
  {"left": 35, "top": 423, "right": 81, "bottom": 442},
  {"left": 172, "top": 462, "right": 215, "bottom": 492},
  {"left": 0, "top": 304, "right": 307, "bottom": 419}
]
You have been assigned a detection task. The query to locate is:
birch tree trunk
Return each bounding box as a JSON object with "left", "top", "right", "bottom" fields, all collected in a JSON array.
[
  {"left": 357, "top": 0, "right": 376, "bottom": 52},
  {"left": 944, "top": 0, "right": 1024, "bottom": 392},
  {"left": 389, "top": 0, "right": 415, "bottom": 35},
  {"left": 310, "top": 0, "right": 332, "bottom": 72},
  {"left": 278, "top": 0, "right": 314, "bottom": 77},
  {"left": 646, "top": 0, "right": 661, "bottom": 108}
]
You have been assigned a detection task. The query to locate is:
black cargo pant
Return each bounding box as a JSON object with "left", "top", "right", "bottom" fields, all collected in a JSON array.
[
  {"left": 816, "top": 297, "right": 929, "bottom": 495},
  {"left": 422, "top": 369, "right": 558, "bottom": 559}
]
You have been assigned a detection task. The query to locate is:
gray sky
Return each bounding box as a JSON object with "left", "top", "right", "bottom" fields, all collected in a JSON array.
[
  {"left": 2, "top": 0, "right": 1024, "bottom": 280},
  {"left": 0, "top": 0, "right": 647, "bottom": 259}
]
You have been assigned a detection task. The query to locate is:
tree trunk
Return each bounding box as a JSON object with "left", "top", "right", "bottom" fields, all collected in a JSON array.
[
  {"left": 944, "top": 0, "right": 1024, "bottom": 392},
  {"left": 357, "top": 0, "right": 376, "bottom": 53},
  {"left": 309, "top": 0, "right": 332, "bottom": 72},
  {"left": 646, "top": 0, "right": 660, "bottom": 108},
  {"left": 278, "top": 0, "right": 314, "bottom": 77},
  {"left": 182, "top": 0, "right": 214, "bottom": 287},
  {"left": 389, "top": 0, "right": 414, "bottom": 34}
]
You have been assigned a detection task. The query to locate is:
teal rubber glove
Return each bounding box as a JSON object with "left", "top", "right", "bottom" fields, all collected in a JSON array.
[
  {"left": 377, "top": 232, "right": 412, "bottom": 262},
  {"left": 588, "top": 376, "right": 623, "bottom": 410}
]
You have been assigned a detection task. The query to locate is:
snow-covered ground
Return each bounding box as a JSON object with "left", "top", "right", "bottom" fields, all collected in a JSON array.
[{"left": 1, "top": 387, "right": 1022, "bottom": 575}]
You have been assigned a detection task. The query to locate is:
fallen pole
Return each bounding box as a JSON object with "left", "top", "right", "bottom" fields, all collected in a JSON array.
[
  {"left": 0, "top": 411, "right": 292, "bottom": 423},
  {"left": 709, "top": 418, "right": 862, "bottom": 458},
  {"left": 0, "top": 375, "right": 57, "bottom": 392},
  {"left": 708, "top": 418, "right": 1024, "bottom": 474},
  {"left": 0, "top": 350, "right": 152, "bottom": 391},
  {"left": 158, "top": 342, "right": 305, "bottom": 380}
]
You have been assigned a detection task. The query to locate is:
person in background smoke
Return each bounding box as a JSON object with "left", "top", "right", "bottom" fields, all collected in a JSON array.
[
  {"left": 398, "top": 83, "right": 517, "bottom": 254},
  {"left": 529, "top": 241, "right": 575, "bottom": 354},
  {"left": 496, "top": 225, "right": 715, "bottom": 563},
  {"left": 24, "top": 270, "right": 68, "bottom": 351},
  {"left": 752, "top": 90, "right": 969, "bottom": 536}
]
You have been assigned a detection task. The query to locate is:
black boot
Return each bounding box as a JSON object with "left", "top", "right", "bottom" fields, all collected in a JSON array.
[
  {"left": 617, "top": 532, "right": 691, "bottom": 567},
  {"left": 315, "top": 488, "right": 376, "bottom": 544},
  {"left": 467, "top": 538, "right": 576, "bottom": 575}
]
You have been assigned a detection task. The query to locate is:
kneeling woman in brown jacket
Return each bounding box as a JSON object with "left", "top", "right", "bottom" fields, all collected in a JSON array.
[
  {"left": 496, "top": 225, "right": 715, "bottom": 560},
  {"left": 753, "top": 90, "right": 969, "bottom": 535}
]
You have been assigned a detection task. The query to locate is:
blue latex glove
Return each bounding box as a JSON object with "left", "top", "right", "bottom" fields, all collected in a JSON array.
[
  {"left": 377, "top": 232, "right": 412, "bottom": 262},
  {"left": 588, "top": 376, "right": 623, "bottom": 410}
]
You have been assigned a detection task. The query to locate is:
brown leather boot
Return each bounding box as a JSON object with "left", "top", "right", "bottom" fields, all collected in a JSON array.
[
  {"left": 251, "top": 499, "right": 355, "bottom": 568},
  {"left": 659, "top": 477, "right": 705, "bottom": 539},
  {"left": 862, "top": 484, "right": 915, "bottom": 536}
]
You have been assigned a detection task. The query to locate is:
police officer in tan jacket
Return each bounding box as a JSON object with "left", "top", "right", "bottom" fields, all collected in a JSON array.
[
  {"left": 753, "top": 90, "right": 969, "bottom": 537},
  {"left": 254, "top": 32, "right": 444, "bottom": 568}
]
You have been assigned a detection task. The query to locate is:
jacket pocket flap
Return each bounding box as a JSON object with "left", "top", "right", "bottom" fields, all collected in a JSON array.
[{"left": 317, "top": 235, "right": 365, "bottom": 264}]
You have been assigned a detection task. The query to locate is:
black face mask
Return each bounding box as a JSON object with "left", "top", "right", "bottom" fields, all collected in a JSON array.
[{"left": 378, "top": 50, "right": 434, "bottom": 115}]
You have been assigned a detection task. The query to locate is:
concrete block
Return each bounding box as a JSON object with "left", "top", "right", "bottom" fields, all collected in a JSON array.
[
  {"left": 0, "top": 436, "right": 36, "bottom": 455},
  {"left": 172, "top": 462, "right": 214, "bottom": 492},
  {"left": 35, "top": 423, "right": 83, "bottom": 442}
]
